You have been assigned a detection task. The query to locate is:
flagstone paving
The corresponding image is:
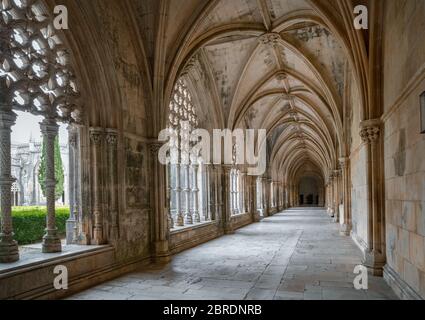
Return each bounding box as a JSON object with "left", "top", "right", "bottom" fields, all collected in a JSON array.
[{"left": 67, "top": 208, "right": 398, "bottom": 300}]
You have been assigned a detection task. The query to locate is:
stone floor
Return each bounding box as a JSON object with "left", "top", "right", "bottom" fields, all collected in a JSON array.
[{"left": 67, "top": 208, "right": 398, "bottom": 300}]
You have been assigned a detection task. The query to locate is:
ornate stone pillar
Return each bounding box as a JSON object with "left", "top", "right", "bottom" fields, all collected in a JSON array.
[
  {"left": 174, "top": 163, "right": 184, "bottom": 226},
  {"left": 333, "top": 170, "right": 341, "bottom": 223},
  {"left": 89, "top": 128, "right": 105, "bottom": 245},
  {"left": 150, "top": 142, "right": 170, "bottom": 262},
  {"left": 250, "top": 175, "right": 261, "bottom": 221},
  {"left": 40, "top": 119, "right": 62, "bottom": 253},
  {"left": 0, "top": 110, "right": 19, "bottom": 262},
  {"left": 360, "top": 119, "right": 386, "bottom": 275},
  {"left": 191, "top": 162, "right": 200, "bottom": 223},
  {"left": 183, "top": 163, "right": 192, "bottom": 224},
  {"left": 328, "top": 174, "right": 335, "bottom": 217},
  {"left": 207, "top": 165, "right": 215, "bottom": 221},
  {"left": 339, "top": 157, "right": 351, "bottom": 235},
  {"left": 106, "top": 129, "right": 119, "bottom": 240},
  {"left": 222, "top": 165, "right": 233, "bottom": 234},
  {"left": 66, "top": 126, "right": 77, "bottom": 244},
  {"left": 166, "top": 163, "right": 174, "bottom": 228}
]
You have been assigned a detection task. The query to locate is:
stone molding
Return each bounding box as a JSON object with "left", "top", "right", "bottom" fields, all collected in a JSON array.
[{"left": 383, "top": 264, "right": 423, "bottom": 300}]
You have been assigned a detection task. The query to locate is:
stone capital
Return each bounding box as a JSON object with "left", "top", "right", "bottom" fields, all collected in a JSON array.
[
  {"left": 105, "top": 129, "right": 119, "bottom": 146},
  {"left": 360, "top": 119, "right": 381, "bottom": 143},
  {"left": 0, "top": 110, "right": 17, "bottom": 129},
  {"left": 149, "top": 142, "right": 162, "bottom": 156},
  {"left": 40, "top": 119, "right": 59, "bottom": 137},
  {"left": 89, "top": 127, "right": 104, "bottom": 145}
]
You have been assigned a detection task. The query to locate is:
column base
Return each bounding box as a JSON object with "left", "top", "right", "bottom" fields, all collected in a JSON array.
[
  {"left": 184, "top": 214, "right": 193, "bottom": 225},
  {"left": 192, "top": 212, "right": 201, "bottom": 223},
  {"left": 175, "top": 214, "right": 184, "bottom": 227},
  {"left": 93, "top": 228, "right": 106, "bottom": 245},
  {"left": 0, "top": 239, "right": 19, "bottom": 263},
  {"left": 362, "top": 250, "right": 386, "bottom": 276},
  {"left": 224, "top": 222, "right": 234, "bottom": 235},
  {"left": 42, "top": 230, "right": 62, "bottom": 253},
  {"left": 154, "top": 240, "right": 172, "bottom": 263},
  {"left": 339, "top": 224, "right": 351, "bottom": 236}
]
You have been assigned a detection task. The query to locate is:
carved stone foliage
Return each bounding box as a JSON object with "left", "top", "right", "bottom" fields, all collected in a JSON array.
[
  {"left": 360, "top": 120, "right": 381, "bottom": 143},
  {"left": 125, "top": 137, "right": 148, "bottom": 209}
]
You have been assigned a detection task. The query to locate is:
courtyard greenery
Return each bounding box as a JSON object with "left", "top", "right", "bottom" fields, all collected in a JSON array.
[{"left": 12, "top": 206, "right": 70, "bottom": 245}]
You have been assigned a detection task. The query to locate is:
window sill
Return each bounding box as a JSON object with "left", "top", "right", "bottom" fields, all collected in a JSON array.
[
  {"left": 170, "top": 221, "right": 215, "bottom": 234},
  {"left": 0, "top": 242, "right": 112, "bottom": 275}
]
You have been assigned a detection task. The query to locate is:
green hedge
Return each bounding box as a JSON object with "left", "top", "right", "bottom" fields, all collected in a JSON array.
[{"left": 12, "top": 206, "right": 70, "bottom": 245}]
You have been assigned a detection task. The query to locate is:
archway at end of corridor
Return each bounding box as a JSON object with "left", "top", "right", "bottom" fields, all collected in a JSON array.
[{"left": 297, "top": 176, "right": 324, "bottom": 207}]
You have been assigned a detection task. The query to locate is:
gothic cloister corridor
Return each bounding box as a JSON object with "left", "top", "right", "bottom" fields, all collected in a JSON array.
[
  {"left": 1, "top": 0, "right": 425, "bottom": 304},
  {"left": 67, "top": 208, "right": 397, "bottom": 300}
]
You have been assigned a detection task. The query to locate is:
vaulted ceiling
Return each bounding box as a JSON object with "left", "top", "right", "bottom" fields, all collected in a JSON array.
[
  {"left": 58, "top": 0, "right": 369, "bottom": 184},
  {"left": 134, "top": 0, "right": 358, "bottom": 183}
]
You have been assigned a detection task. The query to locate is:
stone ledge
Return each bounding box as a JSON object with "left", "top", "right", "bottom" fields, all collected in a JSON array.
[
  {"left": 170, "top": 221, "right": 216, "bottom": 235},
  {"left": 0, "top": 244, "right": 152, "bottom": 300},
  {"left": 383, "top": 264, "right": 423, "bottom": 300},
  {"left": 0, "top": 244, "right": 110, "bottom": 276}
]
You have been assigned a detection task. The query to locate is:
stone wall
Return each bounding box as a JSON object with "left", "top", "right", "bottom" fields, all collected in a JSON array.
[{"left": 382, "top": 0, "right": 425, "bottom": 299}]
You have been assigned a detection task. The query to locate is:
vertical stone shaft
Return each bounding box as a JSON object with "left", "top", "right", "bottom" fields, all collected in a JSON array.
[
  {"left": 192, "top": 164, "right": 200, "bottom": 223},
  {"left": 90, "top": 128, "right": 104, "bottom": 245},
  {"left": 175, "top": 163, "right": 184, "bottom": 226},
  {"left": 0, "top": 110, "right": 19, "bottom": 262},
  {"left": 40, "top": 119, "right": 62, "bottom": 253},
  {"left": 106, "top": 130, "right": 119, "bottom": 240}
]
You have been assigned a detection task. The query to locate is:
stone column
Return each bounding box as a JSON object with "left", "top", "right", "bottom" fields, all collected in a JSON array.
[
  {"left": 150, "top": 142, "right": 170, "bottom": 262},
  {"left": 106, "top": 129, "right": 119, "bottom": 240},
  {"left": 360, "top": 119, "right": 386, "bottom": 275},
  {"left": 89, "top": 128, "right": 105, "bottom": 245},
  {"left": 191, "top": 163, "right": 200, "bottom": 223},
  {"left": 66, "top": 126, "right": 77, "bottom": 244},
  {"left": 166, "top": 163, "right": 174, "bottom": 228},
  {"left": 183, "top": 163, "right": 192, "bottom": 224},
  {"left": 222, "top": 165, "right": 233, "bottom": 234},
  {"left": 333, "top": 170, "right": 341, "bottom": 223},
  {"left": 251, "top": 175, "right": 261, "bottom": 221},
  {"left": 328, "top": 174, "right": 335, "bottom": 217},
  {"left": 207, "top": 165, "right": 215, "bottom": 221},
  {"left": 339, "top": 157, "right": 351, "bottom": 235},
  {"left": 174, "top": 163, "right": 184, "bottom": 226},
  {"left": 0, "top": 110, "right": 19, "bottom": 262},
  {"left": 40, "top": 119, "right": 62, "bottom": 253}
]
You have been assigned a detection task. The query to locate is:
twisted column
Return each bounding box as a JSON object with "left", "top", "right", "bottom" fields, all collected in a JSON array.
[
  {"left": 40, "top": 119, "right": 62, "bottom": 253},
  {"left": 0, "top": 110, "right": 19, "bottom": 262}
]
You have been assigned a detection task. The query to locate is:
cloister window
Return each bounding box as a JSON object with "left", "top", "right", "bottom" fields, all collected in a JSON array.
[
  {"left": 167, "top": 79, "right": 210, "bottom": 229},
  {"left": 0, "top": 0, "right": 80, "bottom": 262}
]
